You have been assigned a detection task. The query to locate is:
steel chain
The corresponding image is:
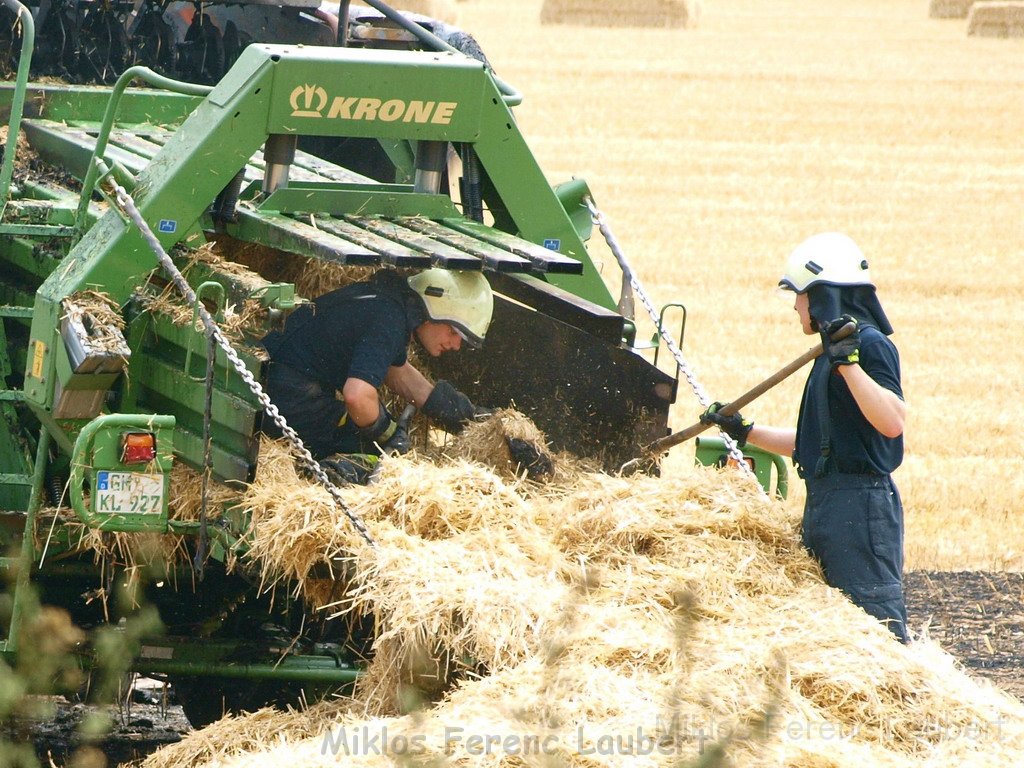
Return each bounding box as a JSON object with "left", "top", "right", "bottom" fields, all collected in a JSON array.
[
  {"left": 105, "top": 178, "right": 377, "bottom": 547},
  {"left": 584, "top": 197, "right": 765, "bottom": 494}
]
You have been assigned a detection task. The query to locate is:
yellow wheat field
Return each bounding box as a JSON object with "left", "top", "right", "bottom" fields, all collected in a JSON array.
[{"left": 452, "top": 0, "right": 1024, "bottom": 570}]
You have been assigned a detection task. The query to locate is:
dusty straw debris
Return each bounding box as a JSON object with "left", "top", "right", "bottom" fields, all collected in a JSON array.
[
  {"left": 214, "top": 234, "right": 370, "bottom": 299},
  {"left": 135, "top": 244, "right": 273, "bottom": 345},
  {"left": 61, "top": 290, "right": 129, "bottom": 359},
  {"left": 142, "top": 424, "right": 1024, "bottom": 767}
]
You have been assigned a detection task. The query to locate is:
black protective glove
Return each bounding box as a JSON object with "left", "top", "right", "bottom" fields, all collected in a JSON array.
[
  {"left": 322, "top": 453, "right": 378, "bottom": 486},
  {"left": 507, "top": 437, "right": 554, "bottom": 480},
  {"left": 699, "top": 401, "right": 753, "bottom": 447},
  {"left": 357, "top": 405, "right": 411, "bottom": 455},
  {"left": 821, "top": 314, "right": 861, "bottom": 367},
  {"left": 421, "top": 380, "right": 491, "bottom": 435}
]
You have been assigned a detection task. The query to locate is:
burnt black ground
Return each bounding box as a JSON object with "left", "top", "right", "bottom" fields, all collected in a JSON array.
[
  {"left": 21, "top": 696, "right": 190, "bottom": 767},
  {"left": 16, "top": 570, "right": 1024, "bottom": 766},
  {"left": 905, "top": 571, "right": 1024, "bottom": 700}
]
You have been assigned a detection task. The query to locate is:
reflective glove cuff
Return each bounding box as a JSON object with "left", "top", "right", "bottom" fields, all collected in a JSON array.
[{"left": 357, "top": 405, "right": 398, "bottom": 443}]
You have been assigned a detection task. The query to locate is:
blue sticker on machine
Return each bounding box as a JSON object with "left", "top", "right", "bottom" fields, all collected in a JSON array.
[
  {"left": 158, "top": 219, "right": 177, "bottom": 233},
  {"left": 543, "top": 238, "right": 561, "bottom": 251}
]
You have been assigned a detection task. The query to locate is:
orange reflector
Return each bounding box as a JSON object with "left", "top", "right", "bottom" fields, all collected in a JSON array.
[
  {"left": 122, "top": 432, "right": 156, "bottom": 464},
  {"left": 726, "top": 456, "right": 756, "bottom": 472}
]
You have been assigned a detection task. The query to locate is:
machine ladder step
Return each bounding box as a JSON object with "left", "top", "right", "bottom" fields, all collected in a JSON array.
[
  {"left": 0, "top": 391, "right": 24, "bottom": 401},
  {"left": 18, "top": 121, "right": 584, "bottom": 276},
  {"left": 0, "top": 473, "right": 33, "bottom": 486}
]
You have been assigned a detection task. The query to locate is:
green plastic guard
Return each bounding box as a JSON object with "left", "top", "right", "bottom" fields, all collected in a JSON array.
[
  {"left": 69, "top": 413, "right": 176, "bottom": 532},
  {"left": 694, "top": 436, "right": 789, "bottom": 499}
]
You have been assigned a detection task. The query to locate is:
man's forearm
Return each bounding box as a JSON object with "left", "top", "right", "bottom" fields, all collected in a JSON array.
[
  {"left": 384, "top": 363, "right": 433, "bottom": 407},
  {"left": 746, "top": 425, "right": 797, "bottom": 457}
]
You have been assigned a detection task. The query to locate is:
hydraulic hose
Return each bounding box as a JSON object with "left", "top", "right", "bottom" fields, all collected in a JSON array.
[
  {"left": 76, "top": 66, "right": 213, "bottom": 235},
  {"left": 358, "top": 0, "right": 523, "bottom": 106}
]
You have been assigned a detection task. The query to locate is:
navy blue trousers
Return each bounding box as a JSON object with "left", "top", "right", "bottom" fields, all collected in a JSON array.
[
  {"left": 264, "top": 364, "right": 365, "bottom": 459},
  {"left": 802, "top": 473, "right": 909, "bottom": 643}
]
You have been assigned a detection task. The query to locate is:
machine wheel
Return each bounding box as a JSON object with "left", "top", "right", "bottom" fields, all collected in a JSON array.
[
  {"left": 78, "top": 7, "right": 131, "bottom": 84},
  {"left": 132, "top": 10, "right": 176, "bottom": 74},
  {"left": 180, "top": 13, "right": 225, "bottom": 84}
]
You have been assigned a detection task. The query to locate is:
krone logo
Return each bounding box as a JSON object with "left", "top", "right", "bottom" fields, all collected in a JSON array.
[{"left": 290, "top": 84, "right": 328, "bottom": 117}]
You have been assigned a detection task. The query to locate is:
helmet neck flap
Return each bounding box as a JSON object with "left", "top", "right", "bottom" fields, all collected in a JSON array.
[{"left": 807, "top": 283, "right": 894, "bottom": 336}]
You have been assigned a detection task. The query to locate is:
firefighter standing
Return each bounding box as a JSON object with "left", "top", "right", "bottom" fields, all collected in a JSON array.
[{"left": 702, "top": 233, "right": 909, "bottom": 642}]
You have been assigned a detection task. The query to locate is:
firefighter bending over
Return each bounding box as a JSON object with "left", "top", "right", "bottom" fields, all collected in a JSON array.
[{"left": 261, "top": 268, "right": 492, "bottom": 482}]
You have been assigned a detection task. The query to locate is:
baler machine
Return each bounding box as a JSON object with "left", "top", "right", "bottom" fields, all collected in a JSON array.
[{"left": 0, "top": 6, "right": 683, "bottom": 725}]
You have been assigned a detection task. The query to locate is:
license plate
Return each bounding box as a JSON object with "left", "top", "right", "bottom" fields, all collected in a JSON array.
[{"left": 94, "top": 471, "right": 165, "bottom": 515}]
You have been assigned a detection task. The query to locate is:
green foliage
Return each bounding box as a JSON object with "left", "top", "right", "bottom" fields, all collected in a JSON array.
[{"left": 0, "top": 554, "right": 165, "bottom": 768}]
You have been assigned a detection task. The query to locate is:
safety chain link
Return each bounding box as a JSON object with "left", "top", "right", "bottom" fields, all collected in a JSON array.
[
  {"left": 105, "top": 178, "right": 377, "bottom": 547},
  {"left": 584, "top": 197, "right": 765, "bottom": 494}
]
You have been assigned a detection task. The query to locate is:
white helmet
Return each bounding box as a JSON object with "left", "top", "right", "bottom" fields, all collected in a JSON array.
[
  {"left": 778, "top": 232, "right": 873, "bottom": 293},
  {"left": 408, "top": 269, "right": 493, "bottom": 347}
]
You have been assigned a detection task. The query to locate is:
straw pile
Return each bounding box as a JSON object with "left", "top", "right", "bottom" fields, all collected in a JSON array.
[
  {"left": 143, "top": 418, "right": 1024, "bottom": 768},
  {"left": 928, "top": 0, "right": 977, "bottom": 18},
  {"left": 135, "top": 245, "right": 273, "bottom": 348},
  {"left": 967, "top": 1, "right": 1024, "bottom": 35},
  {"left": 61, "top": 290, "right": 129, "bottom": 358},
  {"left": 541, "top": 0, "right": 702, "bottom": 29}
]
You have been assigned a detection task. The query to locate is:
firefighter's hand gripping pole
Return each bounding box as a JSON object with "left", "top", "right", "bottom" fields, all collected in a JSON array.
[{"left": 625, "top": 321, "right": 856, "bottom": 468}]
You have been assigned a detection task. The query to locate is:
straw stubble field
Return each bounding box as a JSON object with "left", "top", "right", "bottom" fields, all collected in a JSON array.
[{"left": 450, "top": 0, "right": 1024, "bottom": 571}]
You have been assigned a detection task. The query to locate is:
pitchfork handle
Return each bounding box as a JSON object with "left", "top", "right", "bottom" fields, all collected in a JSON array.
[{"left": 645, "top": 321, "right": 856, "bottom": 454}]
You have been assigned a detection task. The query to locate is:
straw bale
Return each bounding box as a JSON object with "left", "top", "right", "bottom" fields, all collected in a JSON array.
[
  {"left": 144, "top": 433, "right": 1024, "bottom": 768},
  {"left": 440, "top": 407, "right": 571, "bottom": 481},
  {"left": 928, "top": 0, "right": 976, "bottom": 18},
  {"left": 966, "top": 1, "right": 1024, "bottom": 35},
  {"left": 394, "top": 0, "right": 460, "bottom": 24},
  {"left": 541, "top": 0, "right": 702, "bottom": 29}
]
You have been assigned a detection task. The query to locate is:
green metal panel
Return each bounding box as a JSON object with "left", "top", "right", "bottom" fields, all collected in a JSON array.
[
  {"left": 0, "top": 83, "right": 202, "bottom": 129},
  {"left": 256, "top": 184, "right": 461, "bottom": 219},
  {"left": 68, "top": 413, "right": 175, "bottom": 532},
  {"left": 0, "top": 407, "right": 32, "bottom": 511},
  {"left": 265, "top": 46, "right": 487, "bottom": 141},
  {"left": 468, "top": 77, "right": 614, "bottom": 309},
  {"left": 124, "top": 310, "right": 264, "bottom": 483}
]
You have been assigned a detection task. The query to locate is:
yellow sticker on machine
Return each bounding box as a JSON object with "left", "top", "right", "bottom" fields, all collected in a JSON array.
[{"left": 30, "top": 340, "right": 45, "bottom": 379}]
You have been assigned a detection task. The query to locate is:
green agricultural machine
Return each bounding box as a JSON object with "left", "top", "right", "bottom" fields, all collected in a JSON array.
[{"left": 0, "top": 0, "right": 699, "bottom": 726}]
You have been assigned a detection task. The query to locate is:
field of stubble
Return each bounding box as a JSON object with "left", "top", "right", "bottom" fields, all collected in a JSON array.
[{"left": 451, "top": 0, "right": 1024, "bottom": 570}]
